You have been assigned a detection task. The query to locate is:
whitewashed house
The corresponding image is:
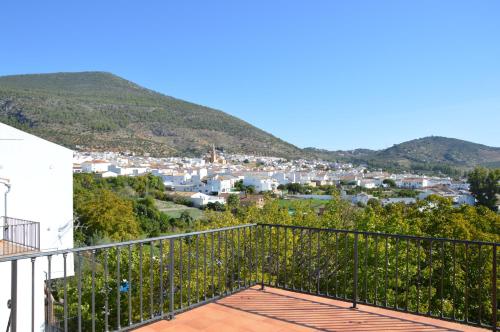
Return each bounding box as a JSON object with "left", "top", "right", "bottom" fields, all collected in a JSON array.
[
  {"left": 81, "top": 160, "right": 110, "bottom": 173},
  {"left": 108, "top": 164, "right": 148, "bottom": 176},
  {"left": 454, "top": 193, "right": 476, "bottom": 206},
  {"left": 351, "top": 193, "right": 376, "bottom": 205},
  {"left": 0, "top": 123, "right": 74, "bottom": 332},
  {"left": 189, "top": 193, "right": 226, "bottom": 208},
  {"left": 397, "top": 178, "right": 429, "bottom": 189},
  {"left": 243, "top": 175, "right": 278, "bottom": 192},
  {"left": 100, "top": 170, "right": 118, "bottom": 178},
  {"left": 202, "top": 176, "right": 232, "bottom": 194}
]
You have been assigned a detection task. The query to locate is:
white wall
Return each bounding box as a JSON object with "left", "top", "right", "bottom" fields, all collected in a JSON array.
[{"left": 0, "top": 123, "right": 74, "bottom": 331}]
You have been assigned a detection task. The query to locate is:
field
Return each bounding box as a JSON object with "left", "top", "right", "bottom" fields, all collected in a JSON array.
[
  {"left": 278, "top": 198, "right": 329, "bottom": 212},
  {"left": 154, "top": 199, "right": 204, "bottom": 220}
]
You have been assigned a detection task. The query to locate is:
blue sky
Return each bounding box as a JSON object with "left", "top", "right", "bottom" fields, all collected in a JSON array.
[{"left": 1, "top": 1, "right": 499, "bottom": 150}]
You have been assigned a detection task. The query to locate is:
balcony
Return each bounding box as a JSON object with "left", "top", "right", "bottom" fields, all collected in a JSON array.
[
  {"left": 0, "top": 224, "right": 497, "bottom": 332},
  {"left": 0, "top": 217, "right": 40, "bottom": 256}
]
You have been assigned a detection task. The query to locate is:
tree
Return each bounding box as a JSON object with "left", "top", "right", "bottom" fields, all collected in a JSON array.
[
  {"left": 205, "top": 201, "right": 226, "bottom": 211},
  {"left": 77, "top": 189, "right": 140, "bottom": 242},
  {"left": 468, "top": 167, "right": 500, "bottom": 211},
  {"left": 234, "top": 180, "right": 245, "bottom": 191},
  {"left": 383, "top": 178, "right": 396, "bottom": 188},
  {"left": 227, "top": 194, "right": 240, "bottom": 208},
  {"left": 245, "top": 185, "right": 256, "bottom": 194}
]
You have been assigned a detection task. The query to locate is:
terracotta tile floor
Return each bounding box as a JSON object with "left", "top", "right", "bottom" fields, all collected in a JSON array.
[
  {"left": 0, "top": 239, "right": 35, "bottom": 256},
  {"left": 136, "top": 286, "right": 488, "bottom": 332}
]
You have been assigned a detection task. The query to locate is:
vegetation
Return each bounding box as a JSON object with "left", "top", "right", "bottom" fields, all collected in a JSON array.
[
  {"left": 468, "top": 167, "right": 500, "bottom": 211},
  {"left": 233, "top": 180, "right": 255, "bottom": 194},
  {"left": 56, "top": 176, "right": 500, "bottom": 331},
  {"left": 383, "top": 178, "right": 396, "bottom": 187},
  {"left": 74, "top": 173, "right": 196, "bottom": 244}
]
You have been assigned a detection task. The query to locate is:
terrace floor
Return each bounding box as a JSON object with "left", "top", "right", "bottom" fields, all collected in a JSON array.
[
  {"left": 136, "top": 286, "right": 487, "bottom": 332},
  {"left": 0, "top": 239, "right": 37, "bottom": 256}
]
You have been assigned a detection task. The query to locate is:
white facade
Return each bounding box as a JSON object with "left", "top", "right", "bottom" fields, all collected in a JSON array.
[
  {"left": 398, "top": 178, "right": 429, "bottom": 189},
  {"left": 189, "top": 193, "right": 226, "bottom": 208},
  {"left": 82, "top": 160, "right": 110, "bottom": 173},
  {"left": 101, "top": 170, "right": 118, "bottom": 178},
  {"left": 108, "top": 164, "right": 148, "bottom": 176},
  {"left": 203, "top": 177, "right": 232, "bottom": 194},
  {"left": 243, "top": 176, "right": 278, "bottom": 192},
  {"left": 454, "top": 194, "right": 476, "bottom": 206},
  {"left": 0, "top": 123, "right": 74, "bottom": 332}
]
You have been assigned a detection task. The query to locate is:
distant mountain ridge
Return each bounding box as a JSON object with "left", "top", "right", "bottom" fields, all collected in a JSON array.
[
  {"left": 306, "top": 136, "right": 500, "bottom": 173},
  {"left": 1, "top": 72, "right": 499, "bottom": 174}
]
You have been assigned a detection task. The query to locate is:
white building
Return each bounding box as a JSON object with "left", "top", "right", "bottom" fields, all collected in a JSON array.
[
  {"left": 243, "top": 176, "right": 278, "bottom": 192},
  {"left": 108, "top": 164, "right": 148, "bottom": 176},
  {"left": 350, "top": 193, "right": 376, "bottom": 205},
  {"left": 189, "top": 193, "right": 226, "bottom": 208},
  {"left": 81, "top": 160, "right": 110, "bottom": 173},
  {"left": 202, "top": 176, "right": 232, "bottom": 194},
  {"left": 397, "top": 178, "right": 429, "bottom": 189},
  {"left": 0, "top": 123, "right": 74, "bottom": 331}
]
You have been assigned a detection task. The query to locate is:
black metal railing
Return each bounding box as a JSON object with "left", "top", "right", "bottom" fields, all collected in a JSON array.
[
  {"left": 0, "top": 223, "right": 497, "bottom": 332},
  {"left": 1, "top": 216, "right": 40, "bottom": 255},
  {"left": 259, "top": 224, "right": 498, "bottom": 331},
  {"left": 1, "top": 223, "right": 259, "bottom": 332}
]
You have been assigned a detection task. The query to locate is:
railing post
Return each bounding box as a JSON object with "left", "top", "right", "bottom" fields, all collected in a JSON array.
[
  {"left": 493, "top": 244, "right": 497, "bottom": 332},
  {"left": 10, "top": 260, "right": 17, "bottom": 332},
  {"left": 260, "top": 225, "right": 265, "bottom": 290},
  {"left": 169, "top": 238, "right": 175, "bottom": 320},
  {"left": 352, "top": 233, "right": 359, "bottom": 309}
]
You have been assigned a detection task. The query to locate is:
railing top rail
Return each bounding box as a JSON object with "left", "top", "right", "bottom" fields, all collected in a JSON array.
[
  {"left": 0, "top": 216, "right": 39, "bottom": 225},
  {"left": 258, "top": 223, "right": 500, "bottom": 246},
  {"left": 0, "top": 223, "right": 256, "bottom": 263},
  {"left": 2, "top": 222, "right": 40, "bottom": 227}
]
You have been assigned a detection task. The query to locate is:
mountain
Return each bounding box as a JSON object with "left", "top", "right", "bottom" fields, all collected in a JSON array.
[
  {"left": 306, "top": 136, "right": 500, "bottom": 174},
  {"left": 1, "top": 72, "right": 498, "bottom": 174},
  {"left": 0, "top": 72, "right": 303, "bottom": 157}
]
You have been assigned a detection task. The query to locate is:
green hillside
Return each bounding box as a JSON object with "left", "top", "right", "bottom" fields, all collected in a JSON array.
[
  {"left": 307, "top": 136, "right": 500, "bottom": 174},
  {"left": 0, "top": 72, "right": 303, "bottom": 157}
]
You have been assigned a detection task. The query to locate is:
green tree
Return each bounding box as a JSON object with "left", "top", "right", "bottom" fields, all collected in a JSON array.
[
  {"left": 245, "top": 185, "right": 256, "bottom": 194},
  {"left": 383, "top": 178, "right": 396, "bottom": 188},
  {"left": 77, "top": 189, "right": 140, "bottom": 242},
  {"left": 227, "top": 193, "right": 240, "bottom": 208},
  {"left": 468, "top": 167, "right": 500, "bottom": 211}
]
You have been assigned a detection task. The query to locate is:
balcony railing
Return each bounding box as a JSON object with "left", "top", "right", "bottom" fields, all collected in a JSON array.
[
  {"left": 0, "top": 223, "right": 497, "bottom": 332},
  {"left": 1, "top": 216, "right": 40, "bottom": 256}
]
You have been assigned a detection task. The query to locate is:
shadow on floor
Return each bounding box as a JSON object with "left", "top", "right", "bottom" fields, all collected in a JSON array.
[{"left": 216, "top": 288, "right": 462, "bottom": 332}]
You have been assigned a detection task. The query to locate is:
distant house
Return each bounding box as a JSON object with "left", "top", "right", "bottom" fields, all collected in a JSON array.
[
  {"left": 82, "top": 159, "right": 110, "bottom": 173},
  {"left": 202, "top": 176, "right": 232, "bottom": 194},
  {"left": 397, "top": 178, "right": 429, "bottom": 189},
  {"left": 100, "top": 171, "right": 119, "bottom": 178},
  {"left": 190, "top": 193, "right": 226, "bottom": 208},
  {"left": 351, "top": 193, "right": 376, "bottom": 205},
  {"left": 108, "top": 164, "right": 148, "bottom": 176},
  {"left": 72, "top": 163, "right": 83, "bottom": 173},
  {"left": 243, "top": 175, "right": 278, "bottom": 192},
  {"left": 453, "top": 193, "right": 476, "bottom": 206},
  {"left": 359, "top": 179, "right": 378, "bottom": 189},
  {"left": 381, "top": 197, "right": 417, "bottom": 206}
]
